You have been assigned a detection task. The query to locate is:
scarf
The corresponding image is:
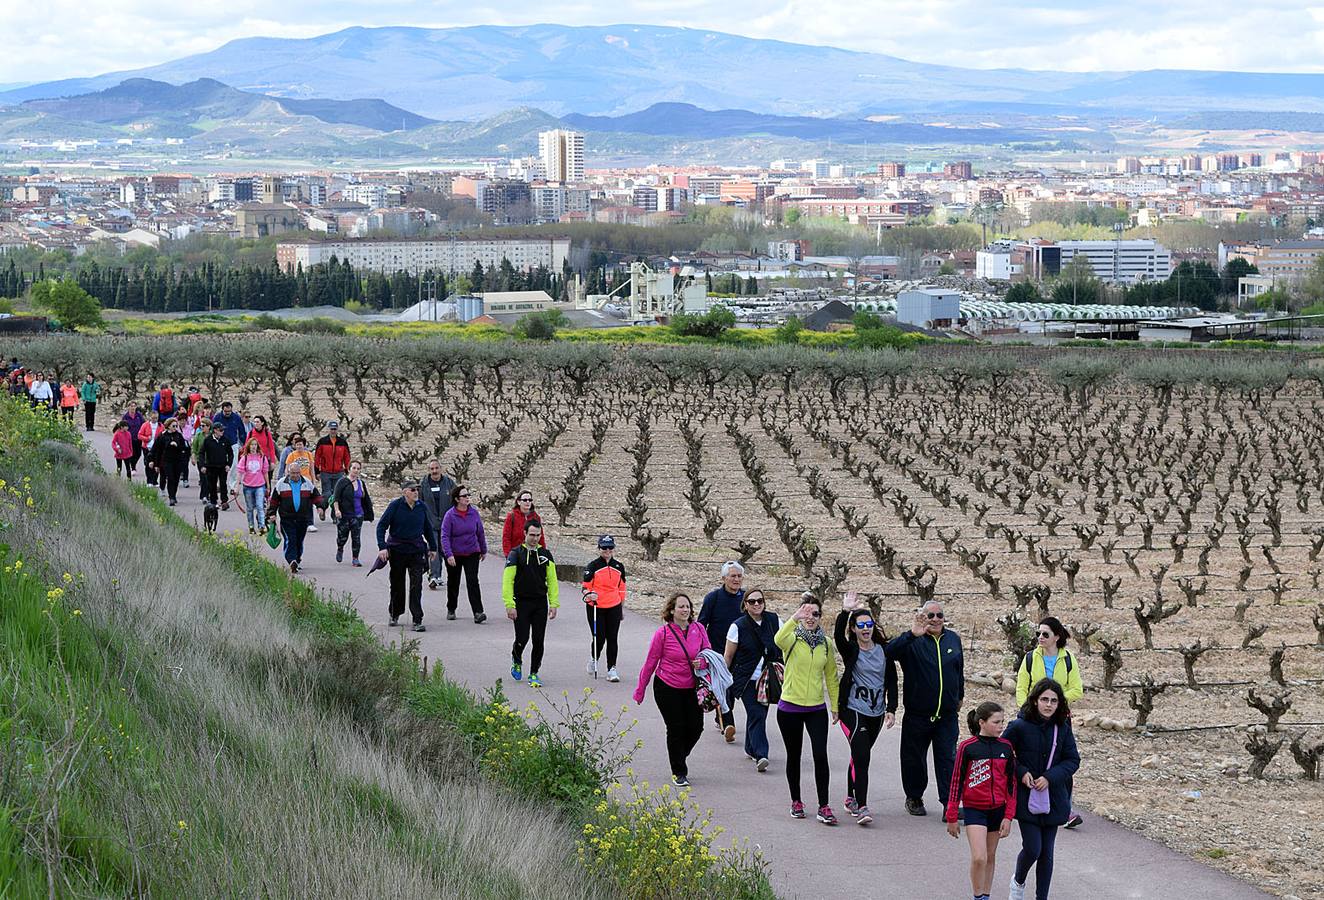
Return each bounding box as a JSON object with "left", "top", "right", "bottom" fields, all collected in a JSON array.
[{"left": 795, "top": 625, "right": 827, "bottom": 651}]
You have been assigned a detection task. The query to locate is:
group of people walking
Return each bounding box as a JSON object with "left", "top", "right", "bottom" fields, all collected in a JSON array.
[
  {"left": 6, "top": 362, "right": 101, "bottom": 429},
  {"left": 634, "top": 567, "right": 1085, "bottom": 900}
]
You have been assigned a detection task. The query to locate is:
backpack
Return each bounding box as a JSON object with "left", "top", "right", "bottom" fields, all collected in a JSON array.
[
  {"left": 1023, "top": 649, "right": 1073, "bottom": 678},
  {"left": 158, "top": 388, "right": 174, "bottom": 415}
]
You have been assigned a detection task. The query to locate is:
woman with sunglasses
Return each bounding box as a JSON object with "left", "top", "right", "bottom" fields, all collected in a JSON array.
[
  {"left": 833, "top": 592, "right": 898, "bottom": 826},
  {"left": 774, "top": 594, "right": 840, "bottom": 825},
  {"left": 502, "top": 491, "right": 547, "bottom": 557},
  {"left": 1016, "top": 616, "right": 1085, "bottom": 829},
  {"left": 1002, "top": 679, "right": 1080, "bottom": 900},
  {"left": 441, "top": 484, "right": 488, "bottom": 623},
  {"left": 723, "top": 588, "right": 781, "bottom": 772},
  {"left": 887, "top": 600, "right": 965, "bottom": 817}
]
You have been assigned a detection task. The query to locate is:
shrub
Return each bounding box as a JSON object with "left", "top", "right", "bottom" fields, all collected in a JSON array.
[
  {"left": 289, "top": 316, "right": 347, "bottom": 335},
  {"left": 670, "top": 307, "right": 736, "bottom": 339},
  {"left": 579, "top": 782, "right": 773, "bottom": 900},
  {"left": 515, "top": 309, "right": 569, "bottom": 340},
  {"left": 773, "top": 316, "right": 804, "bottom": 344},
  {"left": 245, "top": 313, "right": 289, "bottom": 332}
]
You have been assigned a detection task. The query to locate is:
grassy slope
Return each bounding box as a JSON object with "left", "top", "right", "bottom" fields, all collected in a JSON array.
[{"left": 0, "top": 401, "right": 615, "bottom": 899}]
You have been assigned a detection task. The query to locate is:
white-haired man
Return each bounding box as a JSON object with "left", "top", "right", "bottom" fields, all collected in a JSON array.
[{"left": 698, "top": 560, "right": 746, "bottom": 742}]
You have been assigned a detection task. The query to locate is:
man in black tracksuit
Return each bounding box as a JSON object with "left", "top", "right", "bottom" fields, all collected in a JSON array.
[
  {"left": 886, "top": 600, "right": 964, "bottom": 817},
  {"left": 502, "top": 520, "right": 559, "bottom": 687},
  {"left": 198, "top": 423, "right": 234, "bottom": 508},
  {"left": 375, "top": 481, "right": 439, "bottom": 632}
]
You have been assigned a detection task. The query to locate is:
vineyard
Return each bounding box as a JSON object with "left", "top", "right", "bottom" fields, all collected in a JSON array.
[{"left": 9, "top": 333, "right": 1324, "bottom": 895}]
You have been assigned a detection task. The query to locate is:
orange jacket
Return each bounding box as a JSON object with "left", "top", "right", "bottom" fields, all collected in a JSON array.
[
  {"left": 59, "top": 384, "right": 79, "bottom": 407},
  {"left": 581, "top": 556, "right": 627, "bottom": 609}
]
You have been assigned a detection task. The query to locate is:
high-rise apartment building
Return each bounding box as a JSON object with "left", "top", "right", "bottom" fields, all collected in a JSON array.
[
  {"left": 538, "top": 130, "right": 585, "bottom": 183},
  {"left": 944, "top": 161, "right": 974, "bottom": 180},
  {"left": 878, "top": 162, "right": 906, "bottom": 178}
]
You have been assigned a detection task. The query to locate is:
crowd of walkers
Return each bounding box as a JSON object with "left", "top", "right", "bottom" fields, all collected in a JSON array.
[
  {"left": 16, "top": 360, "right": 1087, "bottom": 900},
  {"left": 635, "top": 564, "right": 1086, "bottom": 900}
]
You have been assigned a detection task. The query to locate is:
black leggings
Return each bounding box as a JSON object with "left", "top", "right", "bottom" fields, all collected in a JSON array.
[
  {"left": 653, "top": 676, "right": 704, "bottom": 779},
  {"left": 446, "top": 553, "right": 483, "bottom": 614},
  {"left": 116, "top": 457, "right": 134, "bottom": 479},
  {"left": 201, "top": 468, "right": 226, "bottom": 505},
  {"left": 586, "top": 603, "right": 623, "bottom": 668},
  {"left": 160, "top": 460, "right": 184, "bottom": 501},
  {"left": 777, "top": 706, "right": 830, "bottom": 808},
  {"left": 839, "top": 708, "right": 884, "bottom": 806},
  {"left": 511, "top": 598, "right": 549, "bottom": 673},
  {"left": 1015, "top": 822, "right": 1058, "bottom": 899}
]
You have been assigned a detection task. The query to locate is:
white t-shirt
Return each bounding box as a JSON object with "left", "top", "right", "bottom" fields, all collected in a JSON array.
[{"left": 727, "top": 621, "right": 764, "bottom": 682}]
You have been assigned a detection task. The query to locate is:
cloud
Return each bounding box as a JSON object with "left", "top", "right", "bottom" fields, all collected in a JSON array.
[{"left": 3, "top": 0, "right": 1324, "bottom": 83}]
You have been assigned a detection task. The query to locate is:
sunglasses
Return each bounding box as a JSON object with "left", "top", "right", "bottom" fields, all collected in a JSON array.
[
  {"left": 855, "top": 620, "right": 875, "bottom": 629},
  {"left": 745, "top": 597, "right": 765, "bottom": 605},
  {"left": 1038, "top": 630, "right": 1054, "bottom": 638},
  {"left": 804, "top": 611, "right": 821, "bottom": 618},
  {"left": 926, "top": 611, "right": 945, "bottom": 620},
  {"left": 518, "top": 497, "right": 532, "bottom": 502},
  {"left": 458, "top": 493, "right": 471, "bottom": 498}
]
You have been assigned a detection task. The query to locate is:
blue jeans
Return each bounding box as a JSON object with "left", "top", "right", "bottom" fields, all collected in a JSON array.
[
  {"left": 281, "top": 517, "right": 308, "bottom": 564},
  {"left": 243, "top": 485, "right": 266, "bottom": 531},
  {"left": 739, "top": 680, "right": 769, "bottom": 760}
]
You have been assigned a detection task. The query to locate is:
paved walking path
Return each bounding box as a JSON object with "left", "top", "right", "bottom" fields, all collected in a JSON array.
[{"left": 87, "top": 430, "right": 1269, "bottom": 900}]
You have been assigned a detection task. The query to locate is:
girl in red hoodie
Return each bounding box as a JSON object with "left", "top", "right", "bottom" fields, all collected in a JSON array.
[
  {"left": 111, "top": 422, "right": 135, "bottom": 480},
  {"left": 947, "top": 701, "right": 1017, "bottom": 900}
]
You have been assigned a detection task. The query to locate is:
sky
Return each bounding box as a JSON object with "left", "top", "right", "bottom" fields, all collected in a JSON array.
[{"left": 4, "top": 0, "right": 1324, "bottom": 84}]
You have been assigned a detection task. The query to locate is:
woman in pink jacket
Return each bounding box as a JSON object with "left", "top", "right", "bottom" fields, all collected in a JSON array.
[
  {"left": 634, "top": 592, "right": 711, "bottom": 787},
  {"left": 111, "top": 421, "right": 135, "bottom": 480}
]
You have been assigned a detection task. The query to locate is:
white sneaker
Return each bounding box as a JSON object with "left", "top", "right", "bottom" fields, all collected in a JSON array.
[
  {"left": 308, "top": 524, "right": 318, "bottom": 532},
  {"left": 1009, "top": 877, "right": 1026, "bottom": 900},
  {"left": 586, "top": 657, "right": 597, "bottom": 674},
  {"left": 606, "top": 667, "right": 620, "bottom": 682}
]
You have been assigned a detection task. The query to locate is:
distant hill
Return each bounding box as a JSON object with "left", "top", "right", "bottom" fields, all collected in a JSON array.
[
  {"left": 14, "top": 77, "right": 434, "bottom": 133},
  {"left": 8, "top": 23, "right": 1324, "bottom": 121},
  {"left": 563, "top": 103, "right": 1044, "bottom": 145}
]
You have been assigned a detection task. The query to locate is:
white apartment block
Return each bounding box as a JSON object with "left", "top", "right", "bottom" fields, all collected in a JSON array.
[
  {"left": 1032, "top": 240, "right": 1172, "bottom": 284},
  {"left": 538, "top": 130, "right": 585, "bottom": 183},
  {"left": 276, "top": 237, "right": 572, "bottom": 276},
  {"left": 343, "top": 183, "right": 388, "bottom": 207}
]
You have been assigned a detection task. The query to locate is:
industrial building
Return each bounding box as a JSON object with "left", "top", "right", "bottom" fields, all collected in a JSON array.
[
  {"left": 977, "top": 239, "right": 1172, "bottom": 284},
  {"left": 897, "top": 288, "right": 961, "bottom": 328}
]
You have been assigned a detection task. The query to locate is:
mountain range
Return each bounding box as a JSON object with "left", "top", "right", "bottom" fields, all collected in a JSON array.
[{"left": 6, "top": 23, "right": 1324, "bottom": 121}]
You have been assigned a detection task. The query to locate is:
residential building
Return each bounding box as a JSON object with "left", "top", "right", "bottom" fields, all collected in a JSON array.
[
  {"left": 235, "top": 203, "right": 304, "bottom": 239},
  {"left": 878, "top": 162, "right": 906, "bottom": 178},
  {"left": 944, "top": 161, "right": 974, "bottom": 180},
  {"left": 276, "top": 237, "right": 572, "bottom": 276},
  {"left": 476, "top": 179, "right": 533, "bottom": 225},
  {"left": 1221, "top": 240, "right": 1324, "bottom": 280},
  {"left": 539, "top": 129, "right": 585, "bottom": 183}
]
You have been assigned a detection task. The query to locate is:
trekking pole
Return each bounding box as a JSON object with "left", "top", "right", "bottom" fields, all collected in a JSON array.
[{"left": 590, "top": 599, "right": 598, "bottom": 680}]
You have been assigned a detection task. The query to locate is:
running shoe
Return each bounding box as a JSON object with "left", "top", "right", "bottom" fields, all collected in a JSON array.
[
  {"left": 412, "top": 623, "right": 426, "bottom": 633},
  {"left": 335, "top": 548, "right": 343, "bottom": 563},
  {"left": 905, "top": 798, "right": 927, "bottom": 816},
  {"left": 389, "top": 617, "right": 399, "bottom": 627},
  {"left": 855, "top": 806, "right": 873, "bottom": 826},
  {"left": 428, "top": 579, "right": 439, "bottom": 590},
  {"left": 528, "top": 673, "right": 542, "bottom": 688},
  {"left": 307, "top": 524, "right": 317, "bottom": 533},
  {"left": 1066, "top": 812, "right": 1084, "bottom": 829},
  {"left": 816, "top": 806, "right": 838, "bottom": 825},
  {"left": 289, "top": 561, "right": 299, "bottom": 573},
  {"left": 473, "top": 613, "right": 487, "bottom": 624},
  {"left": 351, "top": 559, "right": 362, "bottom": 567},
  {"left": 511, "top": 661, "right": 522, "bottom": 681},
  {"left": 586, "top": 657, "right": 597, "bottom": 675},
  {"left": 446, "top": 611, "right": 457, "bottom": 621},
  {"left": 1009, "top": 878, "right": 1026, "bottom": 900},
  {"left": 606, "top": 667, "right": 620, "bottom": 682},
  {"left": 756, "top": 757, "right": 769, "bottom": 772},
  {"left": 789, "top": 801, "right": 805, "bottom": 819},
  {"left": 844, "top": 796, "right": 860, "bottom": 817},
  {"left": 672, "top": 774, "right": 689, "bottom": 788}
]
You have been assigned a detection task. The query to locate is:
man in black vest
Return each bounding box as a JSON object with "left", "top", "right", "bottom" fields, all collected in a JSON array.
[
  {"left": 418, "top": 458, "right": 456, "bottom": 591},
  {"left": 723, "top": 589, "right": 781, "bottom": 772}
]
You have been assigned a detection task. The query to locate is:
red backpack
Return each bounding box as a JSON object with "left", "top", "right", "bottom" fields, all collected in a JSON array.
[{"left": 158, "top": 388, "right": 174, "bottom": 415}]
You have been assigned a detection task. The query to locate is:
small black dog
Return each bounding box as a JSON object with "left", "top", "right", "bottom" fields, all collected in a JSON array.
[{"left": 203, "top": 501, "right": 219, "bottom": 533}]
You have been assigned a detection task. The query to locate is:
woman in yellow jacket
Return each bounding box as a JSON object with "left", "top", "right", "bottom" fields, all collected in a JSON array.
[
  {"left": 774, "top": 595, "right": 840, "bottom": 825},
  {"left": 1015, "top": 615, "right": 1085, "bottom": 830}
]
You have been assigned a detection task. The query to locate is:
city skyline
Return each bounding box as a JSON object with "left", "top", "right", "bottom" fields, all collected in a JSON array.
[{"left": 5, "top": 3, "right": 1324, "bottom": 87}]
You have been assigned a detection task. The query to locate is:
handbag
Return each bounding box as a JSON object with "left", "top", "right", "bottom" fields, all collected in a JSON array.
[
  {"left": 756, "top": 658, "right": 784, "bottom": 706},
  {"left": 1027, "top": 724, "right": 1058, "bottom": 815},
  {"left": 668, "top": 625, "right": 718, "bottom": 712},
  {"left": 265, "top": 520, "right": 281, "bottom": 550}
]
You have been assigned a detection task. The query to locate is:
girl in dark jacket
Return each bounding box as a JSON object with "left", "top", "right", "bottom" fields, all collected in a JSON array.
[
  {"left": 833, "top": 592, "right": 898, "bottom": 826},
  {"left": 1002, "top": 679, "right": 1081, "bottom": 900},
  {"left": 332, "top": 460, "right": 374, "bottom": 566},
  {"left": 150, "top": 419, "right": 190, "bottom": 505}
]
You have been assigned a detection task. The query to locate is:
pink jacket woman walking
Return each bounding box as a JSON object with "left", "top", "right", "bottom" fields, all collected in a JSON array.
[{"left": 635, "top": 592, "right": 712, "bottom": 788}]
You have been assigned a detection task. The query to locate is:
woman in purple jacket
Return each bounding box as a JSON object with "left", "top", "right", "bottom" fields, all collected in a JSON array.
[{"left": 441, "top": 484, "right": 488, "bottom": 623}]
